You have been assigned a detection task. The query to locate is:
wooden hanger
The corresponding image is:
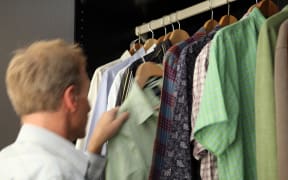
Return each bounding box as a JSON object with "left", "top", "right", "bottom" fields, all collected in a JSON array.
[
  {"left": 218, "top": 15, "right": 237, "bottom": 27},
  {"left": 163, "top": 29, "right": 189, "bottom": 44},
  {"left": 143, "top": 38, "right": 158, "bottom": 51},
  {"left": 248, "top": 0, "right": 279, "bottom": 17},
  {"left": 162, "top": 15, "right": 175, "bottom": 42},
  {"left": 203, "top": 19, "right": 218, "bottom": 33},
  {"left": 218, "top": 0, "right": 238, "bottom": 27},
  {"left": 135, "top": 61, "right": 163, "bottom": 88},
  {"left": 132, "top": 28, "right": 145, "bottom": 54},
  {"left": 163, "top": 17, "right": 173, "bottom": 41},
  {"left": 157, "top": 19, "right": 168, "bottom": 44},
  {"left": 143, "top": 23, "right": 158, "bottom": 51},
  {"left": 157, "top": 35, "right": 165, "bottom": 44},
  {"left": 129, "top": 39, "right": 143, "bottom": 55},
  {"left": 157, "top": 25, "right": 168, "bottom": 44},
  {"left": 203, "top": 0, "right": 218, "bottom": 33},
  {"left": 169, "top": 29, "right": 190, "bottom": 45},
  {"left": 163, "top": 31, "right": 172, "bottom": 41},
  {"left": 167, "top": 13, "right": 190, "bottom": 45},
  {"left": 257, "top": 0, "right": 279, "bottom": 17}
]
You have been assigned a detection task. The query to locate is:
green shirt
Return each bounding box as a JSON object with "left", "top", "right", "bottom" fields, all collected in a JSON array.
[
  {"left": 194, "top": 8, "right": 265, "bottom": 180},
  {"left": 105, "top": 77, "right": 162, "bottom": 180},
  {"left": 255, "top": 5, "right": 288, "bottom": 180}
]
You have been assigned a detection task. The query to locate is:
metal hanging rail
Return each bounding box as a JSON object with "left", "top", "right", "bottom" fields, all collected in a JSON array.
[{"left": 135, "top": 0, "right": 237, "bottom": 36}]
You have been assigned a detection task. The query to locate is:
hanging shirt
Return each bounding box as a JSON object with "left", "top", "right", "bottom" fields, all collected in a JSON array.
[
  {"left": 107, "top": 66, "right": 127, "bottom": 109},
  {"left": 106, "top": 44, "right": 157, "bottom": 110},
  {"left": 255, "top": 5, "right": 288, "bottom": 180},
  {"left": 274, "top": 18, "right": 288, "bottom": 180},
  {"left": 191, "top": 10, "right": 251, "bottom": 180},
  {"left": 193, "top": 42, "right": 219, "bottom": 180},
  {"left": 149, "top": 27, "right": 206, "bottom": 180},
  {"left": 194, "top": 8, "right": 265, "bottom": 180},
  {"left": 105, "top": 77, "right": 163, "bottom": 180},
  {"left": 0, "top": 124, "right": 106, "bottom": 180},
  {"left": 115, "top": 39, "right": 172, "bottom": 107},
  {"left": 84, "top": 48, "right": 145, "bottom": 153},
  {"left": 191, "top": 30, "right": 224, "bottom": 180},
  {"left": 88, "top": 50, "right": 131, "bottom": 108},
  {"left": 158, "top": 26, "right": 220, "bottom": 180},
  {"left": 76, "top": 50, "right": 131, "bottom": 150}
]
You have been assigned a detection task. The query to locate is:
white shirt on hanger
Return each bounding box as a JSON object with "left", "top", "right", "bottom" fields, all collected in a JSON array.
[
  {"left": 88, "top": 50, "right": 131, "bottom": 108},
  {"left": 80, "top": 48, "right": 146, "bottom": 154},
  {"left": 76, "top": 50, "right": 131, "bottom": 150},
  {"left": 106, "top": 43, "right": 157, "bottom": 109}
]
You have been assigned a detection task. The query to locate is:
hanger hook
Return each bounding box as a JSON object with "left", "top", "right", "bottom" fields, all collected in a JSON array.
[
  {"left": 208, "top": 0, "right": 214, "bottom": 20},
  {"left": 136, "top": 27, "right": 141, "bottom": 44},
  {"left": 136, "top": 26, "right": 140, "bottom": 37},
  {"left": 175, "top": 11, "right": 181, "bottom": 29},
  {"left": 148, "top": 22, "right": 154, "bottom": 39},
  {"left": 166, "top": 15, "right": 174, "bottom": 32},
  {"left": 161, "top": 17, "right": 167, "bottom": 36},
  {"left": 138, "top": 26, "right": 145, "bottom": 63},
  {"left": 170, "top": 13, "right": 175, "bottom": 31},
  {"left": 130, "top": 38, "right": 137, "bottom": 53},
  {"left": 227, "top": 0, "right": 230, "bottom": 16}
]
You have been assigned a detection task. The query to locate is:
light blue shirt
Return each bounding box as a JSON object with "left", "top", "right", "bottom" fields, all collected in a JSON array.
[
  {"left": 0, "top": 124, "right": 106, "bottom": 180},
  {"left": 85, "top": 48, "right": 146, "bottom": 152}
]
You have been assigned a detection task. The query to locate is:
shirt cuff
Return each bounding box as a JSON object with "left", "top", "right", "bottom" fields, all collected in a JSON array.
[{"left": 85, "top": 152, "right": 106, "bottom": 180}]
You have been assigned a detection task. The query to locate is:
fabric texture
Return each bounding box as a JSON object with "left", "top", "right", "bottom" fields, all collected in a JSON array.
[
  {"left": 76, "top": 50, "right": 131, "bottom": 150},
  {"left": 0, "top": 124, "right": 106, "bottom": 180},
  {"left": 105, "top": 77, "right": 162, "bottom": 180},
  {"left": 159, "top": 26, "right": 220, "bottom": 180},
  {"left": 149, "top": 27, "right": 206, "bottom": 180},
  {"left": 85, "top": 48, "right": 145, "bottom": 154},
  {"left": 115, "top": 40, "right": 172, "bottom": 107},
  {"left": 194, "top": 8, "right": 265, "bottom": 180},
  {"left": 255, "top": 6, "right": 288, "bottom": 180},
  {"left": 274, "top": 15, "right": 288, "bottom": 180},
  {"left": 193, "top": 42, "right": 218, "bottom": 180}
]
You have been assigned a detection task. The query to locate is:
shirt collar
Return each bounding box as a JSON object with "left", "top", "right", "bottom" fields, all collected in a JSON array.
[
  {"left": 282, "top": 5, "right": 288, "bottom": 11},
  {"left": 16, "top": 124, "right": 89, "bottom": 176},
  {"left": 120, "top": 50, "right": 131, "bottom": 60},
  {"left": 123, "top": 78, "right": 162, "bottom": 125}
]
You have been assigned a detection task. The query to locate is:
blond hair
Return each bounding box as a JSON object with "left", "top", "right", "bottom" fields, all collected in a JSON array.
[{"left": 6, "top": 39, "right": 87, "bottom": 116}]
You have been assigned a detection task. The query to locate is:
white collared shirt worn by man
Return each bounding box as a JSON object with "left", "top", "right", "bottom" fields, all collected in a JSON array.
[
  {"left": 0, "top": 39, "right": 129, "bottom": 180},
  {"left": 0, "top": 124, "right": 105, "bottom": 179}
]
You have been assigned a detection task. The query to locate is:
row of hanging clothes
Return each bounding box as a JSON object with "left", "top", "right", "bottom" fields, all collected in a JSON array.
[{"left": 76, "top": 0, "right": 288, "bottom": 179}]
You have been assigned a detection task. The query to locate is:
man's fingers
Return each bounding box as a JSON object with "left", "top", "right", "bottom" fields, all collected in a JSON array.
[
  {"left": 112, "top": 111, "right": 129, "bottom": 128},
  {"left": 108, "top": 107, "right": 120, "bottom": 116}
]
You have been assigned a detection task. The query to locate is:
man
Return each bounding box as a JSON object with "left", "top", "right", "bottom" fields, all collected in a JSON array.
[{"left": 0, "top": 39, "right": 129, "bottom": 179}]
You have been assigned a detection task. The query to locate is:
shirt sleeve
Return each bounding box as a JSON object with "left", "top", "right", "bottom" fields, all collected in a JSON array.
[{"left": 85, "top": 152, "right": 106, "bottom": 180}]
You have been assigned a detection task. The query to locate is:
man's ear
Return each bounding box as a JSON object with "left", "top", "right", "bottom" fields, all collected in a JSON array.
[{"left": 63, "top": 85, "right": 78, "bottom": 112}]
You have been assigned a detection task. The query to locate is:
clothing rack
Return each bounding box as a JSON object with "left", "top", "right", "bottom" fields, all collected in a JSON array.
[{"left": 135, "top": 0, "right": 238, "bottom": 36}]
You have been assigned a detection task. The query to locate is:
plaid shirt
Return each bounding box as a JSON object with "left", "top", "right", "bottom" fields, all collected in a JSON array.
[
  {"left": 166, "top": 27, "right": 220, "bottom": 180},
  {"left": 193, "top": 42, "right": 218, "bottom": 180},
  {"left": 149, "top": 28, "right": 206, "bottom": 179}
]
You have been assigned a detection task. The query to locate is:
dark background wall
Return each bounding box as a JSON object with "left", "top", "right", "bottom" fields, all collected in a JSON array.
[
  {"left": 75, "top": 0, "right": 287, "bottom": 79},
  {"left": 0, "top": 0, "right": 74, "bottom": 149}
]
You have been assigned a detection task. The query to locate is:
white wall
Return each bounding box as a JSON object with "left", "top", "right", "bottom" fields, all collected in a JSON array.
[{"left": 0, "top": 0, "right": 74, "bottom": 149}]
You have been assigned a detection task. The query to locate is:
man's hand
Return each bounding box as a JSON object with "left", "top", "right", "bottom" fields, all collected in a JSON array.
[{"left": 87, "top": 107, "right": 129, "bottom": 154}]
